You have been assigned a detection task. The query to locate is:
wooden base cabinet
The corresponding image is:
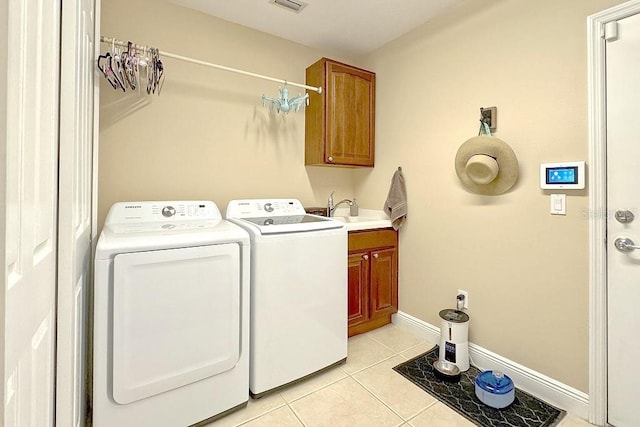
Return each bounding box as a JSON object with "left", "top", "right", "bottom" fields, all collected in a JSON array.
[
  {"left": 348, "top": 229, "right": 398, "bottom": 337},
  {"left": 305, "top": 58, "right": 375, "bottom": 167}
]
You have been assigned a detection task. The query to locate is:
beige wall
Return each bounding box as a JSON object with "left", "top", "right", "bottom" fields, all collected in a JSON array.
[
  {"left": 356, "top": 0, "right": 625, "bottom": 392},
  {"left": 98, "top": 0, "right": 358, "bottom": 228},
  {"left": 100, "top": 0, "right": 625, "bottom": 394}
]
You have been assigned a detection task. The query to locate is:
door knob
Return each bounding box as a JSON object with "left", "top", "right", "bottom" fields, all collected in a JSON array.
[
  {"left": 614, "top": 237, "right": 640, "bottom": 252},
  {"left": 615, "top": 210, "right": 635, "bottom": 224}
]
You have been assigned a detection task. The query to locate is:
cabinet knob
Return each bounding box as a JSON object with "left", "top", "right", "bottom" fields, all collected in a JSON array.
[
  {"left": 328, "top": 156, "right": 334, "bottom": 162},
  {"left": 362, "top": 254, "right": 369, "bottom": 260},
  {"left": 373, "top": 253, "right": 379, "bottom": 259}
]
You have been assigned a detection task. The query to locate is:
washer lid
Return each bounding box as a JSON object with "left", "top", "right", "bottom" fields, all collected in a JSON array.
[
  {"left": 236, "top": 214, "right": 342, "bottom": 234},
  {"left": 226, "top": 198, "right": 344, "bottom": 234}
]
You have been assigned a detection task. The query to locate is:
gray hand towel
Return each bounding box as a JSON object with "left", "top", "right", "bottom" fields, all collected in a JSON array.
[{"left": 384, "top": 169, "right": 407, "bottom": 230}]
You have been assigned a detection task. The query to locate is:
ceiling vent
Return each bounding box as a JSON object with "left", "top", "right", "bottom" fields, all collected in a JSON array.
[{"left": 269, "top": 0, "right": 308, "bottom": 13}]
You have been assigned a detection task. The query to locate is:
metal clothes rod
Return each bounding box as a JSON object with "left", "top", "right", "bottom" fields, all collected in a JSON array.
[{"left": 100, "top": 36, "right": 323, "bottom": 94}]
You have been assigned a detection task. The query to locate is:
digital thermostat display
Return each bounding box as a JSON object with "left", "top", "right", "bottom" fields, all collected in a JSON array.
[
  {"left": 547, "top": 167, "right": 577, "bottom": 184},
  {"left": 540, "top": 161, "right": 585, "bottom": 189}
]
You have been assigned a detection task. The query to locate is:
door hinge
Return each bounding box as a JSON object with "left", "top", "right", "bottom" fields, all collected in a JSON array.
[{"left": 604, "top": 21, "right": 619, "bottom": 41}]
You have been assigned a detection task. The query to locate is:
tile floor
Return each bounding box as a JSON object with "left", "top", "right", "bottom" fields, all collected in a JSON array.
[{"left": 204, "top": 322, "right": 594, "bottom": 427}]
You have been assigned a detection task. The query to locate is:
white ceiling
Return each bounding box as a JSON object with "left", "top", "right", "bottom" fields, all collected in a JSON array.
[{"left": 171, "top": 0, "right": 464, "bottom": 56}]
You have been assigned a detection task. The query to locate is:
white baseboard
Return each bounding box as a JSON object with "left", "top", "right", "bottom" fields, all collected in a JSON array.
[{"left": 393, "top": 311, "right": 589, "bottom": 420}]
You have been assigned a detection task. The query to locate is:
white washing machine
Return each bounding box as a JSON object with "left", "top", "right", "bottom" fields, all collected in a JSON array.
[
  {"left": 93, "top": 201, "right": 250, "bottom": 427},
  {"left": 225, "top": 199, "right": 347, "bottom": 397}
]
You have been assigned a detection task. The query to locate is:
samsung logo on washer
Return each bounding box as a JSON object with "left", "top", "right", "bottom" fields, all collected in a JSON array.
[{"left": 124, "top": 205, "right": 142, "bottom": 209}]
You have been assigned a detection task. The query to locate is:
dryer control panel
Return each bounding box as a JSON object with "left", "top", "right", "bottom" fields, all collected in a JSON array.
[{"left": 105, "top": 201, "right": 222, "bottom": 224}]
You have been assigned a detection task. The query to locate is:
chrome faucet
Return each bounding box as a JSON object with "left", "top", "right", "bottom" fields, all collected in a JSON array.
[{"left": 327, "top": 191, "right": 359, "bottom": 217}]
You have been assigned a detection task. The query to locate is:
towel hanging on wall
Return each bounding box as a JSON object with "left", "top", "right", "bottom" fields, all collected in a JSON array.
[{"left": 384, "top": 167, "right": 407, "bottom": 230}]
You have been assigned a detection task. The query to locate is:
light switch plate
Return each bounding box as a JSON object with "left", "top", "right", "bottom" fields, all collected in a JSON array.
[{"left": 550, "top": 194, "right": 566, "bottom": 215}]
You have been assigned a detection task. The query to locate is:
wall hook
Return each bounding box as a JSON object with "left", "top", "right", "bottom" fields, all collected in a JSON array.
[{"left": 480, "top": 106, "right": 497, "bottom": 132}]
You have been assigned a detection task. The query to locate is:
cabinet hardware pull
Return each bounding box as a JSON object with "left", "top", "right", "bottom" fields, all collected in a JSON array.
[
  {"left": 328, "top": 156, "right": 334, "bottom": 162},
  {"left": 373, "top": 253, "right": 379, "bottom": 258},
  {"left": 363, "top": 254, "right": 369, "bottom": 260}
]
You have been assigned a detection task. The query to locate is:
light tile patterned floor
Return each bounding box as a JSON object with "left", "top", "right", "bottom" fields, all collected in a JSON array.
[{"left": 204, "top": 322, "right": 593, "bottom": 427}]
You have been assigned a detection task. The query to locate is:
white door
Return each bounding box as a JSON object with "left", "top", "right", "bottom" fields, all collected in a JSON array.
[
  {"left": 57, "top": 0, "right": 96, "bottom": 425},
  {"left": 606, "top": 12, "right": 640, "bottom": 427},
  {"left": 1, "top": 0, "right": 61, "bottom": 425}
]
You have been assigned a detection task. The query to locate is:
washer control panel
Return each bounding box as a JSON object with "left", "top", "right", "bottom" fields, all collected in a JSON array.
[{"left": 226, "top": 199, "right": 307, "bottom": 218}]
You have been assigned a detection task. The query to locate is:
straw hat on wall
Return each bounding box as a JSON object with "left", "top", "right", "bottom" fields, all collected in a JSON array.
[{"left": 454, "top": 136, "right": 518, "bottom": 195}]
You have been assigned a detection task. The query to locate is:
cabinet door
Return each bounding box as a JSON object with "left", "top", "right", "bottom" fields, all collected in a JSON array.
[
  {"left": 326, "top": 62, "right": 375, "bottom": 167},
  {"left": 348, "top": 251, "right": 370, "bottom": 328},
  {"left": 370, "top": 247, "right": 398, "bottom": 319}
]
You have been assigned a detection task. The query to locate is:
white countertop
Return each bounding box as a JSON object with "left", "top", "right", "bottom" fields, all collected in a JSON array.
[{"left": 330, "top": 208, "right": 393, "bottom": 231}]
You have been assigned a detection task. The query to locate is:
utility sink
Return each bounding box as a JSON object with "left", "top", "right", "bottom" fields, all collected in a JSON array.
[
  {"left": 333, "top": 216, "right": 378, "bottom": 223},
  {"left": 329, "top": 209, "right": 392, "bottom": 231}
]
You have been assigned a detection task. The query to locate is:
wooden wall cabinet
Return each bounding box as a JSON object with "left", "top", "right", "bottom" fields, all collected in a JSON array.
[
  {"left": 347, "top": 229, "right": 398, "bottom": 337},
  {"left": 305, "top": 58, "right": 375, "bottom": 167}
]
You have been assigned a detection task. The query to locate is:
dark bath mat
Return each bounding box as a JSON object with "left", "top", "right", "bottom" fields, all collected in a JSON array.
[{"left": 393, "top": 346, "right": 566, "bottom": 427}]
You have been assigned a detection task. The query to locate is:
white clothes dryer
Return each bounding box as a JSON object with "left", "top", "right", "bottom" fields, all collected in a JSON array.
[
  {"left": 93, "top": 201, "right": 250, "bottom": 427},
  {"left": 226, "top": 199, "right": 347, "bottom": 397}
]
